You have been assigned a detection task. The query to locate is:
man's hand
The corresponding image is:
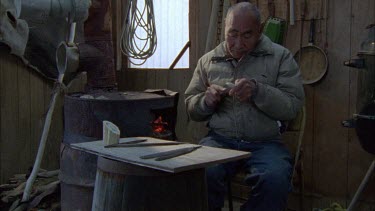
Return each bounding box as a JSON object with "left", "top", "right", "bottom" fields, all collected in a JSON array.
[
  {"left": 228, "top": 78, "right": 258, "bottom": 102},
  {"left": 204, "top": 84, "right": 226, "bottom": 108}
]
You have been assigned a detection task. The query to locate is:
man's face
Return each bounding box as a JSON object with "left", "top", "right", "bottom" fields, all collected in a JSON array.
[{"left": 225, "top": 12, "right": 261, "bottom": 59}]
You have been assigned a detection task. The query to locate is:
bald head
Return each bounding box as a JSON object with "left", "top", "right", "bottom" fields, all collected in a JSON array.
[{"left": 226, "top": 2, "right": 261, "bottom": 26}]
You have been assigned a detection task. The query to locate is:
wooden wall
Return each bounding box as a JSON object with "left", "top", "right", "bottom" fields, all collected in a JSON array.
[
  {"left": 0, "top": 47, "right": 86, "bottom": 184},
  {"left": 117, "top": 0, "right": 375, "bottom": 210}
]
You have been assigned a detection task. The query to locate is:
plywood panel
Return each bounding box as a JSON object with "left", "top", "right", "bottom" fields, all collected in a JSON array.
[
  {"left": 167, "top": 70, "right": 192, "bottom": 142},
  {"left": 17, "top": 51, "right": 32, "bottom": 175},
  {"left": 0, "top": 48, "right": 20, "bottom": 183},
  {"left": 285, "top": 18, "right": 316, "bottom": 211},
  {"left": 0, "top": 49, "right": 86, "bottom": 183},
  {"left": 155, "top": 69, "right": 169, "bottom": 89},
  {"left": 190, "top": 0, "right": 212, "bottom": 65},
  {"left": 117, "top": 69, "right": 152, "bottom": 91},
  {"left": 70, "top": 137, "right": 250, "bottom": 173},
  {"left": 146, "top": 69, "right": 157, "bottom": 89}
]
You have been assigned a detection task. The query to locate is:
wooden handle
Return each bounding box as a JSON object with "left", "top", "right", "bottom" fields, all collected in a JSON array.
[
  {"left": 309, "top": 19, "right": 315, "bottom": 44},
  {"left": 290, "top": 0, "right": 295, "bottom": 25}
]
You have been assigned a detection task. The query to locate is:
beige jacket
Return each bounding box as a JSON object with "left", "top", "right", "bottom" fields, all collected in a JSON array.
[{"left": 185, "top": 35, "right": 305, "bottom": 141}]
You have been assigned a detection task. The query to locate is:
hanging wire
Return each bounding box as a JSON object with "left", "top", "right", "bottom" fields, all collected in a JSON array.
[{"left": 120, "top": 0, "right": 157, "bottom": 66}]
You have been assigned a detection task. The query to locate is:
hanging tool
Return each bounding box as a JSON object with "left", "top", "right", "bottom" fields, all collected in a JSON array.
[
  {"left": 294, "top": 19, "right": 328, "bottom": 84},
  {"left": 22, "top": 17, "right": 77, "bottom": 202},
  {"left": 140, "top": 146, "right": 202, "bottom": 161},
  {"left": 290, "top": 0, "right": 295, "bottom": 25}
]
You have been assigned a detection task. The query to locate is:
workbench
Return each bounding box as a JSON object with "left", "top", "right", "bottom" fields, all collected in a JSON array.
[{"left": 71, "top": 137, "right": 250, "bottom": 211}]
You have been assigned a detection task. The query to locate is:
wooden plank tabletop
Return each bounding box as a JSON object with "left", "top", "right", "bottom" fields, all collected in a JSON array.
[{"left": 70, "top": 137, "right": 251, "bottom": 173}]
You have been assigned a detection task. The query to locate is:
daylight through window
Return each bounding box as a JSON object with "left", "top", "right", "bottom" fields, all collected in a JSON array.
[{"left": 128, "top": 0, "right": 189, "bottom": 69}]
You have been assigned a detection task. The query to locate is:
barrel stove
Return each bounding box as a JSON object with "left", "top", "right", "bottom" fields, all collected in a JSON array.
[
  {"left": 59, "top": 1, "right": 179, "bottom": 210},
  {"left": 343, "top": 24, "right": 375, "bottom": 155},
  {"left": 60, "top": 90, "right": 179, "bottom": 210},
  {"left": 342, "top": 24, "right": 375, "bottom": 211}
]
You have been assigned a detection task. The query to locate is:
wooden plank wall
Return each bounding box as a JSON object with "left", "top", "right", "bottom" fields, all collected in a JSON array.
[
  {"left": 117, "top": 0, "right": 375, "bottom": 210},
  {"left": 0, "top": 47, "right": 86, "bottom": 183}
]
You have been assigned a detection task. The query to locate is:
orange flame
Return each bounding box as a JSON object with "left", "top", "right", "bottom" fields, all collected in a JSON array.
[{"left": 152, "top": 116, "right": 168, "bottom": 133}]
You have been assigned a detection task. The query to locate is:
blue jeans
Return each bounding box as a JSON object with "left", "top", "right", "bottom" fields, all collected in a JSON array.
[{"left": 200, "top": 131, "right": 292, "bottom": 211}]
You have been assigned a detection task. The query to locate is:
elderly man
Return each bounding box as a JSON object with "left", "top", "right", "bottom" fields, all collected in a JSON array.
[{"left": 185, "top": 2, "right": 305, "bottom": 211}]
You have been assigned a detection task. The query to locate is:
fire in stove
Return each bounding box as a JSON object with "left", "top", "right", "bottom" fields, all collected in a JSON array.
[{"left": 151, "top": 116, "right": 173, "bottom": 140}]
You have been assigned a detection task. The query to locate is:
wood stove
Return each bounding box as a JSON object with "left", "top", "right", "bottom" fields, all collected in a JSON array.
[{"left": 60, "top": 89, "right": 179, "bottom": 211}]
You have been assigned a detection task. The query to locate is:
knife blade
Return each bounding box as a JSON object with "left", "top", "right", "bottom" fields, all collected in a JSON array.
[
  {"left": 140, "top": 145, "right": 202, "bottom": 161},
  {"left": 104, "top": 138, "right": 147, "bottom": 148},
  {"left": 105, "top": 142, "right": 185, "bottom": 148}
]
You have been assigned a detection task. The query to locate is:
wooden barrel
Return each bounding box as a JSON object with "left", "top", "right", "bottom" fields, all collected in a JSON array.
[{"left": 92, "top": 157, "right": 208, "bottom": 211}]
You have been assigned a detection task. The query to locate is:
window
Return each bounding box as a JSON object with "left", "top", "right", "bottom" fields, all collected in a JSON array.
[{"left": 127, "top": 0, "right": 189, "bottom": 69}]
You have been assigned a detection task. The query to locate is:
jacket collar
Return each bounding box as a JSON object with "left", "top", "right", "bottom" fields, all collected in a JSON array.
[{"left": 250, "top": 34, "right": 274, "bottom": 56}]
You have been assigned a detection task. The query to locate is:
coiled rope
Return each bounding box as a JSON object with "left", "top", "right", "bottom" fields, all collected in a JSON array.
[{"left": 120, "top": 0, "right": 157, "bottom": 66}]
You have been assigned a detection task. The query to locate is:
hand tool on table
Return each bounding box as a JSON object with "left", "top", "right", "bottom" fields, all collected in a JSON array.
[
  {"left": 140, "top": 145, "right": 202, "bottom": 161},
  {"left": 105, "top": 141, "right": 185, "bottom": 148}
]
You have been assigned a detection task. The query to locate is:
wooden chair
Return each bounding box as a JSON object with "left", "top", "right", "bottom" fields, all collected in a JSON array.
[{"left": 227, "top": 106, "right": 306, "bottom": 211}]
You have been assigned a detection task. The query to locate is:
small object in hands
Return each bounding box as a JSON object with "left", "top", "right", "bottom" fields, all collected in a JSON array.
[
  {"left": 140, "top": 145, "right": 202, "bottom": 161},
  {"left": 225, "top": 82, "right": 235, "bottom": 89},
  {"left": 222, "top": 82, "right": 235, "bottom": 96},
  {"left": 103, "top": 121, "right": 120, "bottom": 146},
  {"left": 104, "top": 142, "right": 185, "bottom": 148}
]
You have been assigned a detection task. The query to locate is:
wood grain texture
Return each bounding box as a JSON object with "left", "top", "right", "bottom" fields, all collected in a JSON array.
[
  {"left": 0, "top": 49, "right": 86, "bottom": 183},
  {"left": 0, "top": 48, "right": 20, "bottom": 182},
  {"left": 17, "top": 48, "right": 32, "bottom": 178},
  {"left": 92, "top": 157, "right": 208, "bottom": 211},
  {"left": 311, "top": 0, "right": 351, "bottom": 202}
]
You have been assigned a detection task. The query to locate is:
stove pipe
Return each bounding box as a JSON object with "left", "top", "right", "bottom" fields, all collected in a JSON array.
[{"left": 79, "top": 0, "right": 117, "bottom": 90}]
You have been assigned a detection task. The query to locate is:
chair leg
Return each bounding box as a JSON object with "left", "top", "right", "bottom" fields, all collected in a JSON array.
[{"left": 227, "top": 180, "right": 234, "bottom": 211}]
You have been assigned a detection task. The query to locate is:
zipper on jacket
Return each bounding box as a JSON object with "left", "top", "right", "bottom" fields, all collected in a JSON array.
[
  {"left": 230, "top": 59, "right": 240, "bottom": 139},
  {"left": 231, "top": 55, "right": 252, "bottom": 140}
]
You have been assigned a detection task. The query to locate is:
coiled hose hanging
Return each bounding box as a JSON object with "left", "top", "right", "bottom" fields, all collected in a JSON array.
[{"left": 120, "top": 0, "right": 157, "bottom": 65}]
